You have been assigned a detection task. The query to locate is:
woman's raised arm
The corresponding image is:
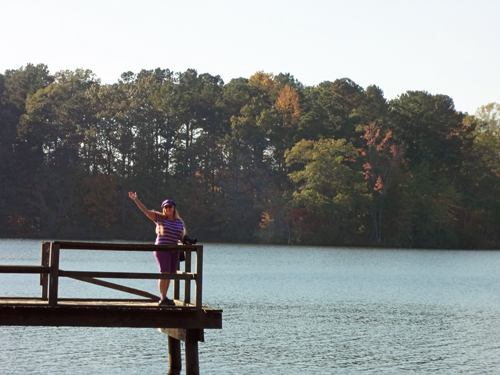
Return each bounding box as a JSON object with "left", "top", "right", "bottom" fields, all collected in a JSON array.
[{"left": 129, "top": 192, "right": 157, "bottom": 221}]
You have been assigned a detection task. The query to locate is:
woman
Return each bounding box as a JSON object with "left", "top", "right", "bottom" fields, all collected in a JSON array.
[{"left": 128, "top": 192, "right": 185, "bottom": 306}]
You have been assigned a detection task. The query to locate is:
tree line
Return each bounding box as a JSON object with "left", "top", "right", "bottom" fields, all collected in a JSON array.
[{"left": 1, "top": 63, "right": 499, "bottom": 248}]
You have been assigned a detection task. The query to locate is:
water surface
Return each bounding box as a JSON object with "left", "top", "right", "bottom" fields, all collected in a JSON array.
[{"left": 1, "top": 239, "right": 499, "bottom": 374}]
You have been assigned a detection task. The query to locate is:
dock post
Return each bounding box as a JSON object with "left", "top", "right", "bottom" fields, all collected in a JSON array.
[
  {"left": 184, "top": 250, "right": 192, "bottom": 304},
  {"left": 173, "top": 278, "right": 180, "bottom": 301},
  {"left": 40, "top": 242, "right": 50, "bottom": 300},
  {"left": 195, "top": 247, "right": 203, "bottom": 310},
  {"left": 48, "top": 242, "right": 60, "bottom": 307},
  {"left": 168, "top": 335, "right": 182, "bottom": 371},
  {"left": 185, "top": 329, "right": 200, "bottom": 375}
]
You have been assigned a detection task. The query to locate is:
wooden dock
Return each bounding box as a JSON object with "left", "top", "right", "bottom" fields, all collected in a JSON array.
[{"left": 0, "top": 241, "right": 222, "bottom": 375}]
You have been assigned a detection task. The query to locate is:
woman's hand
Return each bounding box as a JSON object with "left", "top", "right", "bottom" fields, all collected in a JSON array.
[{"left": 128, "top": 191, "right": 138, "bottom": 201}]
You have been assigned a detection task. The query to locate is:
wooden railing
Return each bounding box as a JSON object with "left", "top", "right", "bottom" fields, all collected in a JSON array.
[{"left": 0, "top": 241, "right": 203, "bottom": 310}]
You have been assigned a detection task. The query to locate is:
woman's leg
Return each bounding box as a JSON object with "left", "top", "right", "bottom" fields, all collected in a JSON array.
[
  {"left": 158, "top": 272, "right": 175, "bottom": 306},
  {"left": 159, "top": 272, "right": 170, "bottom": 298}
]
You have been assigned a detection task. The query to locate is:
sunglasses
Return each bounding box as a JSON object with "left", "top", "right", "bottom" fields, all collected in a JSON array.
[{"left": 163, "top": 205, "right": 174, "bottom": 209}]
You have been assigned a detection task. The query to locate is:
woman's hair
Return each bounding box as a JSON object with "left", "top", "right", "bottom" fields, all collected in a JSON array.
[{"left": 158, "top": 207, "right": 187, "bottom": 237}]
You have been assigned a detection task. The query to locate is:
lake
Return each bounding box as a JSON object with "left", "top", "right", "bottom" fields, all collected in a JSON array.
[{"left": 1, "top": 239, "right": 500, "bottom": 374}]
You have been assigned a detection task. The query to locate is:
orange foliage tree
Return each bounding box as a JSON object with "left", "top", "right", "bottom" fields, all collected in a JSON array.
[
  {"left": 249, "top": 71, "right": 278, "bottom": 94},
  {"left": 361, "top": 122, "right": 405, "bottom": 242}
]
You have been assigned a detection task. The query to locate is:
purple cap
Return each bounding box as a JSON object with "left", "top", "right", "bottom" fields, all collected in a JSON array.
[{"left": 161, "top": 199, "right": 176, "bottom": 208}]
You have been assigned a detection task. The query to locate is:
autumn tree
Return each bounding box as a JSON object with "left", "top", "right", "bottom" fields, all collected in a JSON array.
[
  {"left": 271, "top": 84, "right": 301, "bottom": 174},
  {"left": 361, "top": 122, "right": 405, "bottom": 242},
  {"left": 475, "top": 102, "right": 500, "bottom": 132}
]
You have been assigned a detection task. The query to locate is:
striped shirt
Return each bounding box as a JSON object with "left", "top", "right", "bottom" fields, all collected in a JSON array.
[{"left": 154, "top": 213, "right": 184, "bottom": 245}]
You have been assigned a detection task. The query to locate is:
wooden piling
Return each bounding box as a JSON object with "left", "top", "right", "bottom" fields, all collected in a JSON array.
[
  {"left": 185, "top": 329, "right": 200, "bottom": 375},
  {"left": 159, "top": 328, "right": 205, "bottom": 375},
  {"left": 168, "top": 335, "right": 182, "bottom": 370}
]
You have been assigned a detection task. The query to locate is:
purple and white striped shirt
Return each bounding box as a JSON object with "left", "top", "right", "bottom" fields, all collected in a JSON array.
[{"left": 154, "top": 213, "right": 184, "bottom": 245}]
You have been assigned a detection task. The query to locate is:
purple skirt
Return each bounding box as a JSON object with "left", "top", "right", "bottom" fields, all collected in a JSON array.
[{"left": 154, "top": 251, "right": 180, "bottom": 273}]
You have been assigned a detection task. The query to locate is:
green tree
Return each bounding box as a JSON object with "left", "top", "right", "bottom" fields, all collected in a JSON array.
[
  {"left": 218, "top": 72, "right": 280, "bottom": 242},
  {"left": 388, "top": 91, "right": 475, "bottom": 178},
  {"left": 2, "top": 64, "right": 53, "bottom": 117},
  {"left": 82, "top": 174, "right": 118, "bottom": 230},
  {"left": 353, "top": 85, "right": 390, "bottom": 130},
  {"left": 296, "top": 78, "right": 365, "bottom": 144},
  {"left": 457, "top": 110, "right": 500, "bottom": 247},
  {"left": 17, "top": 69, "right": 99, "bottom": 236},
  {"left": 286, "top": 138, "right": 370, "bottom": 244},
  {"left": 398, "top": 164, "right": 461, "bottom": 248},
  {"left": 0, "top": 64, "right": 54, "bottom": 236},
  {"left": 170, "top": 72, "right": 229, "bottom": 240},
  {"left": 19, "top": 69, "right": 98, "bottom": 163}
]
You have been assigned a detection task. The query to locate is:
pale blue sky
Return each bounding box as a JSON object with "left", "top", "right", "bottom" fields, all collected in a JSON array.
[{"left": 2, "top": 0, "right": 498, "bottom": 114}]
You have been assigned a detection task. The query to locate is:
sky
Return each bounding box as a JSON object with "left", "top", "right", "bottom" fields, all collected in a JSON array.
[{"left": 2, "top": 0, "right": 498, "bottom": 115}]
